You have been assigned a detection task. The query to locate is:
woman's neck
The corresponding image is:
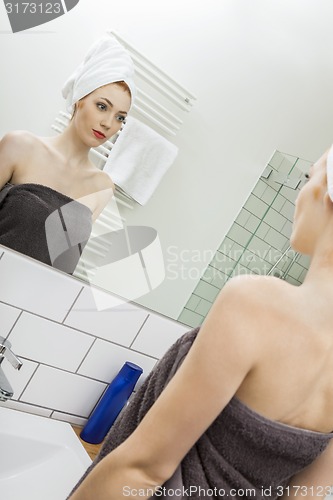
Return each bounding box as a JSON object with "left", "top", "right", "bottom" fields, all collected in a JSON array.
[
  {"left": 302, "top": 238, "right": 333, "bottom": 292},
  {"left": 49, "top": 124, "right": 91, "bottom": 169}
]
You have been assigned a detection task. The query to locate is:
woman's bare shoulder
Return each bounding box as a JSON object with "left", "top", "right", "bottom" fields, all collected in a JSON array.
[
  {"left": 221, "top": 274, "right": 291, "bottom": 305},
  {"left": 0, "top": 131, "right": 40, "bottom": 183},
  {"left": 206, "top": 274, "right": 298, "bottom": 361},
  {"left": 213, "top": 274, "right": 296, "bottom": 331},
  {"left": 0, "top": 130, "right": 40, "bottom": 160},
  {"left": 95, "top": 170, "right": 115, "bottom": 192},
  {"left": 1, "top": 130, "right": 38, "bottom": 147}
]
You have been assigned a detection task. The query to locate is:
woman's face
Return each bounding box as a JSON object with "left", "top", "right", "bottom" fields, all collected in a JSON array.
[
  {"left": 290, "top": 150, "right": 328, "bottom": 255},
  {"left": 73, "top": 83, "right": 131, "bottom": 146}
]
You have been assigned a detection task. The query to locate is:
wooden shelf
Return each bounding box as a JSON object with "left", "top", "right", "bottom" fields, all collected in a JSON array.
[{"left": 72, "top": 425, "right": 104, "bottom": 461}]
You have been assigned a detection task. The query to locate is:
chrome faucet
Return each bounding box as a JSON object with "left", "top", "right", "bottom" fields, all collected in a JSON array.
[{"left": 0, "top": 336, "right": 23, "bottom": 401}]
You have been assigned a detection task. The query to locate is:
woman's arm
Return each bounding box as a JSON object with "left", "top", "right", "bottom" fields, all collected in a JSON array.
[
  {"left": 281, "top": 440, "right": 333, "bottom": 499},
  {"left": 69, "top": 276, "right": 263, "bottom": 500}
]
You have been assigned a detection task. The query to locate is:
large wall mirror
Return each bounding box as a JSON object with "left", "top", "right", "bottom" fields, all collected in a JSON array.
[
  {"left": 1, "top": 1, "right": 332, "bottom": 322},
  {"left": 178, "top": 150, "right": 312, "bottom": 326}
]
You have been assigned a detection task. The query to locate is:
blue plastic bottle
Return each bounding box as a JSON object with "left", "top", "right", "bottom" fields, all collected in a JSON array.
[{"left": 80, "top": 361, "right": 143, "bottom": 444}]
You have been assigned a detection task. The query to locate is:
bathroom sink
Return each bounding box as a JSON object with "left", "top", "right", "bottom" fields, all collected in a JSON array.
[{"left": 0, "top": 406, "right": 92, "bottom": 500}]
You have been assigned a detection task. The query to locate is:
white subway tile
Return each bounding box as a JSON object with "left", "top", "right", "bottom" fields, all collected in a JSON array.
[
  {"left": 1, "top": 357, "right": 37, "bottom": 399},
  {"left": 78, "top": 339, "right": 157, "bottom": 388},
  {"left": 8, "top": 312, "right": 94, "bottom": 371},
  {"left": 20, "top": 365, "right": 106, "bottom": 417},
  {"left": 65, "top": 285, "right": 148, "bottom": 346},
  {"left": 0, "top": 248, "right": 82, "bottom": 322},
  {"left": 0, "top": 399, "right": 52, "bottom": 417},
  {"left": 51, "top": 412, "right": 87, "bottom": 427},
  {"left": 0, "top": 301, "right": 21, "bottom": 337},
  {"left": 131, "top": 315, "right": 188, "bottom": 359}
]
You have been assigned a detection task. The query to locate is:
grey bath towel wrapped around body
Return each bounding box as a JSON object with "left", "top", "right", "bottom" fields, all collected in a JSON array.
[
  {"left": 69, "top": 328, "right": 332, "bottom": 499},
  {"left": 0, "top": 182, "right": 92, "bottom": 274}
]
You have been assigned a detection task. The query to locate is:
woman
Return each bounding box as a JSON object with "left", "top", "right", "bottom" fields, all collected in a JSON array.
[
  {"left": 0, "top": 34, "right": 135, "bottom": 274},
  {"left": 69, "top": 145, "right": 333, "bottom": 499}
]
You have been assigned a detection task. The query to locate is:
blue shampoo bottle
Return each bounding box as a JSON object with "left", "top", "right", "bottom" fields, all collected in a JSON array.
[{"left": 80, "top": 361, "right": 143, "bottom": 444}]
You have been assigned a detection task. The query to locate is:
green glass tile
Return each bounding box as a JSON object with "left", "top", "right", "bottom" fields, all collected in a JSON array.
[{"left": 178, "top": 309, "right": 204, "bottom": 328}]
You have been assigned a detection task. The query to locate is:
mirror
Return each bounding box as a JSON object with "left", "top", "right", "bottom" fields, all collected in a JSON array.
[
  {"left": 1, "top": 1, "right": 332, "bottom": 322},
  {"left": 177, "top": 150, "right": 312, "bottom": 327},
  {"left": 73, "top": 148, "right": 312, "bottom": 329}
]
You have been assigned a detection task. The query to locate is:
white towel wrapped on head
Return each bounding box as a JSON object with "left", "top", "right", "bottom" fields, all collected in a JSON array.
[
  {"left": 104, "top": 117, "right": 179, "bottom": 205},
  {"left": 62, "top": 33, "right": 136, "bottom": 113}
]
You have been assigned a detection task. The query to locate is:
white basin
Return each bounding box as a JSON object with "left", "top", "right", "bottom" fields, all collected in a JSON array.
[{"left": 0, "top": 406, "right": 92, "bottom": 500}]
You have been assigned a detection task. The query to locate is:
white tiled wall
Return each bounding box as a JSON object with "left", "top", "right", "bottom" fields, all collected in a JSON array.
[
  {"left": 131, "top": 313, "right": 192, "bottom": 359},
  {"left": 0, "top": 247, "right": 188, "bottom": 424}
]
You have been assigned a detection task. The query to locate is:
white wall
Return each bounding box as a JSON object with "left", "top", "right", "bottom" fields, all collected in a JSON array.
[{"left": 1, "top": 0, "right": 333, "bottom": 319}]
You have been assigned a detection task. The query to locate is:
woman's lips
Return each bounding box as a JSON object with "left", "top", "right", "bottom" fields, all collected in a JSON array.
[{"left": 92, "top": 129, "right": 106, "bottom": 139}]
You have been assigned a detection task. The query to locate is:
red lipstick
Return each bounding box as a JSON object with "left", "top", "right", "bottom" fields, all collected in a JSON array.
[{"left": 92, "top": 129, "right": 106, "bottom": 139}]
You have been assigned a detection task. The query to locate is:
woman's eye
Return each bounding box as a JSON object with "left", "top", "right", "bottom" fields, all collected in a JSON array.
[
  {"left": 97, "top": 103, "right": 107, "bottom": 111},
  {"left": 117, "top": 115, "right": 126, "bottom": 123}
]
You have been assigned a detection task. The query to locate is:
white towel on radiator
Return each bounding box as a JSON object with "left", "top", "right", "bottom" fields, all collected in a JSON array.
[{"left": 103, "top": 116, "right": 178, "bottom": 205}]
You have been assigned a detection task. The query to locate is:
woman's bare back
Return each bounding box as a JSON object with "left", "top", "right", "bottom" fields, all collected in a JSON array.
[{"left": 232, "top": 275, "right": 333, "bottom": 434}]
